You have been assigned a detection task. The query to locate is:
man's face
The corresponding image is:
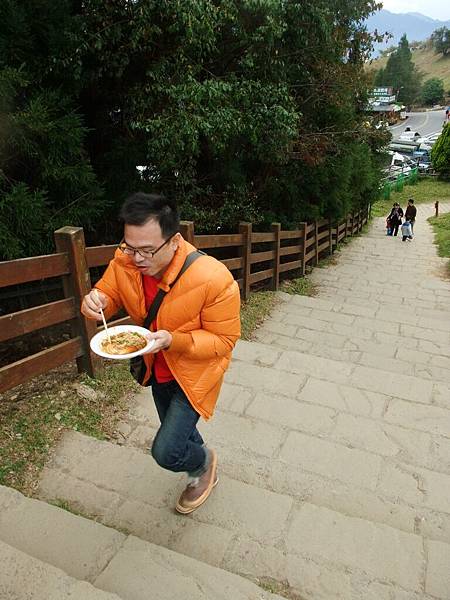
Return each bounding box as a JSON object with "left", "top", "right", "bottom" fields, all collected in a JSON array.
[{"left": 123, "top": 219, "right": 180, "bottom": 278}]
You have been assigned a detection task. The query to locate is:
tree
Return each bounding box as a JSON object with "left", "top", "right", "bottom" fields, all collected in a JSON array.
[
  {"left": 431, "top": 27, "right": 450, "bottom": 57},
  {"left": 421, "top": 78, "right": 445, "bottom": 106},
  {"left": 0, "top": 0, "right": 386, "bottom": 258},
  {"left": 431, "top": 124, "right": 450, "bottom": 178},
  {"left": 0, "top": 1, "right": 104, "bottom": 260},
  {"left": 374, "top": 34, "right": 421, "bottom": 105}
]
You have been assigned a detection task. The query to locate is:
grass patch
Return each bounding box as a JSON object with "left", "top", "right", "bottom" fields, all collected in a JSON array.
[
  {"left": 49, "top": 499, "right": 87, "bottom": 518},
  {"left": 240, "top": 291, "right": 278, "bottom": 340},
  {"left": 240, "top": 272, "right": 317, "bottom": 340},
  {"left": 0, "top": 361, "right": 137, "bottom": 495},
  {"left": 428, "top": 212, "right": 450, "bottom": 277},
  {"left": 318, "top": 254, "right": 339, "bottom": 268},
  {"left": 371, "top": 178, "right": 450, "bottom": 218},
  {"left": 280, "top": 276, "right": 317, "bottom": 296},
  {"left": 258, "top": 577, "right": 307, "bottom": 600}
]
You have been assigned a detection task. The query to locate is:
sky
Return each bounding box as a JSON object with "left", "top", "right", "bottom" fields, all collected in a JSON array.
[{"left": 382, "top": 0, "right": 450, "bottom": 20}]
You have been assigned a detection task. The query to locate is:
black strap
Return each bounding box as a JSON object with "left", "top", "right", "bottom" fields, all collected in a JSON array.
[{"left": 142, "top": 250, "right": 205, "bottom": 330}]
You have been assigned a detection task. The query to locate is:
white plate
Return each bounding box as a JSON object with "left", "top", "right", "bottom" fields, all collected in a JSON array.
[{"left": 90, "top": 325, "right": 154, "bottom": 360}]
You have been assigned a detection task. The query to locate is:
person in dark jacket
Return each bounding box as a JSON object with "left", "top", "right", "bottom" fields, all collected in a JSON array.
[
  {"left": 405, "top": 198, "right": 417, "bottom": 234},
  {"left": 387, "top": 202, "right": 404, "bottom": 236}
]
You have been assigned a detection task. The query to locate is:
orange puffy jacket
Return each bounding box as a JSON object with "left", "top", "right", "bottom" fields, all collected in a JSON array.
[{"left": 95, "top": 237, "right": 241, "bottom": 420}]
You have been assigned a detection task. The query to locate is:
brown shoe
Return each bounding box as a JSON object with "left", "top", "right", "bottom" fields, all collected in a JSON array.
[{"left": 175, "top": 449, "right": 218, "bottom": 514}]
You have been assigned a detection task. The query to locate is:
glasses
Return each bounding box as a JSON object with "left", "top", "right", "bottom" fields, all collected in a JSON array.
[{"left": 118, "top": 234, "right": 174, "bottom": 259}]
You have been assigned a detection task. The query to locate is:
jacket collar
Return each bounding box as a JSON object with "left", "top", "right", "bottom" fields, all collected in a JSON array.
[{"left": 112, "top": 236, "right": 196, "bottom": 292}]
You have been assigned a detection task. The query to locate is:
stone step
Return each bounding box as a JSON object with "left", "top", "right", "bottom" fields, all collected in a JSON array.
[
  {"left": 233, "top": 336, "right": 450, "bottom": 390},
  {"left": 35, "top": 432, "right": 449, "bottom": 599},
  {"left": 0, "top": 538, "right": 122, "bottom": 600},
  {"left": 0, "top": 485, "right": 286, "bottom": 600},
  {"left": 250, "top": 299, "right": 450, "bottom": 382},
  {"left": 251, "top": 330, "right": 450, "bottom": 382},
  {"left": 275, "top": 293, "right": 450, "bottom": 334},
  {"left": 281, "top": 288, "right": 450, "bottom": 316}
]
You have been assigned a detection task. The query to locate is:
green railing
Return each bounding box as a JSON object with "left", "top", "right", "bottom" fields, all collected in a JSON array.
[{"left": 382, "top": 167, "right": 418, "bottom": 200}]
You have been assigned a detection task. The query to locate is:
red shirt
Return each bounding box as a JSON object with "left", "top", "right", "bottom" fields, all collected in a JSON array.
[{"left": 142, "top": 275, "right": 174, "bottom": 383}]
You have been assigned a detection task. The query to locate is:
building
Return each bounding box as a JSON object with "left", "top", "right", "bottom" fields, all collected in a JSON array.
[{"left": 367, "top": 87, "right": 406, "bottom": 124}]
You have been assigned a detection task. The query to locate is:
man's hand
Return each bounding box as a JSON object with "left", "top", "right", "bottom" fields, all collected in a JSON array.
[
  {"left": 81, "top": 289, "right": 108, "bottom": 321},
  {"left": 144, "top": 330, "right": 173, "bottom": 353}
]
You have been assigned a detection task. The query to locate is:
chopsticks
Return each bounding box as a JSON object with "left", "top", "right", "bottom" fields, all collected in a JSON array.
[{"left": 94, "top": 289, "right": 111, "bottom": 343}]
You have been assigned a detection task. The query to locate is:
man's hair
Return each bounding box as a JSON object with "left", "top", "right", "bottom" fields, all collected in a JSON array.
[
  {"left": 119, "top": 193, "right": 180, "bottom": 238},
  {"left": 408, "top": 198, "right": 414, "bottom": 204}
]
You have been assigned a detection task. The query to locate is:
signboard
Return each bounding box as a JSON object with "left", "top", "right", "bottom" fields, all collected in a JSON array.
[
  {"left": 372, "top": 87, "right": 393, "bottom": 95},
  {"left": 369, "top": 87, "right": 396, "bottom": 103},
  {"left": 373, "top": 95, "right": 396, "bottom": 103}
]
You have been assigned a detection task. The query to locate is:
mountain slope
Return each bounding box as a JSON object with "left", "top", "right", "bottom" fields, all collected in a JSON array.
[{"left": 367, "top": 43, "right": 450, "bottom": 91}]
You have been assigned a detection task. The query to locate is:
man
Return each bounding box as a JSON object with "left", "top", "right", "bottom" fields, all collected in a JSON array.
[
  {"left": 405, "top": 198, "right": 417, "bottom": 234},
  {"left": 81, "top": 193, "right": 241, "bottom": 514}
]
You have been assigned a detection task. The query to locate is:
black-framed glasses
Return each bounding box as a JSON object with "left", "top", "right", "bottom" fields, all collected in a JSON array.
[{"left": 118, "top": 234, "right": 174, "bottom": 259}]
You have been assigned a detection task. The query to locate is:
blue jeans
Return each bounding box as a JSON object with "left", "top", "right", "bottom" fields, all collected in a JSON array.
[{"left": 150, "top": 379, "right": 207, "bottom": 477}]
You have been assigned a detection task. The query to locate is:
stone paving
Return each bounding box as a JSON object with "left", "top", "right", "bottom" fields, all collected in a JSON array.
[{"left": 32, "top": 202, "right": 450, "bottom": 599}]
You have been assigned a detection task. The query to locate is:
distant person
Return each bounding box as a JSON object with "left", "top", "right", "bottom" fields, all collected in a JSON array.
[
  {"left": 401, "top": 219, "right": 413, "bottom": 242},
  {"left": 387, "top": 202, "right": 403, "bottom": 237},
  {"left": 405, "top": 199, "right": 417, "bottom": 234},
  {"left": 386, "top": 216, "right": 392, "bottom": 236}
]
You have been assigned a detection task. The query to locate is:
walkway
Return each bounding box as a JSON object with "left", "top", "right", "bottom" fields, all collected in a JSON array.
[{"left": 7, "top": 202, "right": 450, "bottom": 599}]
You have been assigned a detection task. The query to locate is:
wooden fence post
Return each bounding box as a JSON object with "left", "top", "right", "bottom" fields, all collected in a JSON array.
[
  {"left": 300, "top": 222, "right": 307, "bottom": 275},
  {"left": 435, "top": 201, "right": 439, "bottom": 217},
  {"left": 271, "top": 223, "right": 281, "bottom": 291},
  {"left": 314, "top": 221, "right": 319, "bottom": 265},
  {"left": 180, "top": 221, "right": 195, "bottom": 245},
  {"left": 239, "top": 222, "right": 252, "bottom": 301},
  {"left": 328, "top": 218, "right": 333, "bottom": 255},
  {"left": 54, "top": 226, "right": 102, "bottom": 377},
  {"left": 350, "top": 212, "right": 354, "bottom": 236}
]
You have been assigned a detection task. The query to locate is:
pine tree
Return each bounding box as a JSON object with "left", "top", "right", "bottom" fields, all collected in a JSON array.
[{"left": 374, "top": 35, "right": 421, "bottom": 105}]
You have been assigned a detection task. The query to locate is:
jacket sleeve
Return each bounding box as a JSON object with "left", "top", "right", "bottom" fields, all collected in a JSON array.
[
  {"left": 94, "top": 261, "right": 124, "bottom": 320},
  {"left": 167, "top": 269, "right": 241, "bottom": 359}
]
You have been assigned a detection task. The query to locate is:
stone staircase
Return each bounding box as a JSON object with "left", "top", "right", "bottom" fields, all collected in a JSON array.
[
  {"left": 0, "top": 484, "right": 287, "bottom": 600},
  {"left": 2, "top": 205, "right": 450, "bottom": 599}
]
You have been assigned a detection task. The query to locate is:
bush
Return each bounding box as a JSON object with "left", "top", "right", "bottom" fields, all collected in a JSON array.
[
  {"left": 431, "top": 123, "right": 450, "bottom": 178},
  {"left": 421, "top": 78, "right": 444, "bottom": 106}
]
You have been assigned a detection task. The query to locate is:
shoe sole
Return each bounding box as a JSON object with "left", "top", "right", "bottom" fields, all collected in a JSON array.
[{"left": 175, "top": 453, "right": 218, "bottom": 515}]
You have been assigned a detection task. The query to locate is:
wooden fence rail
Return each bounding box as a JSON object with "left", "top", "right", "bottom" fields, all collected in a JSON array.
[{"left": 0, "top": 206, "right": 369, "bottom": 394}]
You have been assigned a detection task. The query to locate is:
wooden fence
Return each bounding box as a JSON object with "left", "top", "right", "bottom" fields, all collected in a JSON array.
[{"left": 0, "top": 207, "right": 369, "bottom": 394}]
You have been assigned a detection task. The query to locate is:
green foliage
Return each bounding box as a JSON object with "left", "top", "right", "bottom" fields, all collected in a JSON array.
[
  {"left": 421, "top": 78, "right": 444, "bottom": 106},
  {"left": 374, "top": 35, "right": 422, "bottom": 105},
  {"left": 0, "top": 0, "right": 386, "bottom": 257},
  {"left": 429, "top": 212, "right": 450, "bottom": 257},
  {"left": 431, "top": 123, "right": 450, "bottom": 178},
  {"left": 431, "top": 27, "right": 450, "bottom": 57},
  {"left": 0, "top": 4, "right": 104, "bottom": 260}
]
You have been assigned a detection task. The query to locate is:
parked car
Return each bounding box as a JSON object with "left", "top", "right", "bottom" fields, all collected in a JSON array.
[
  {"left": 416, "top": 155, "right": 433, "bottom": 173},
  {"left": 399, "top": 130, "right": 421, "bottom": 141}
]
